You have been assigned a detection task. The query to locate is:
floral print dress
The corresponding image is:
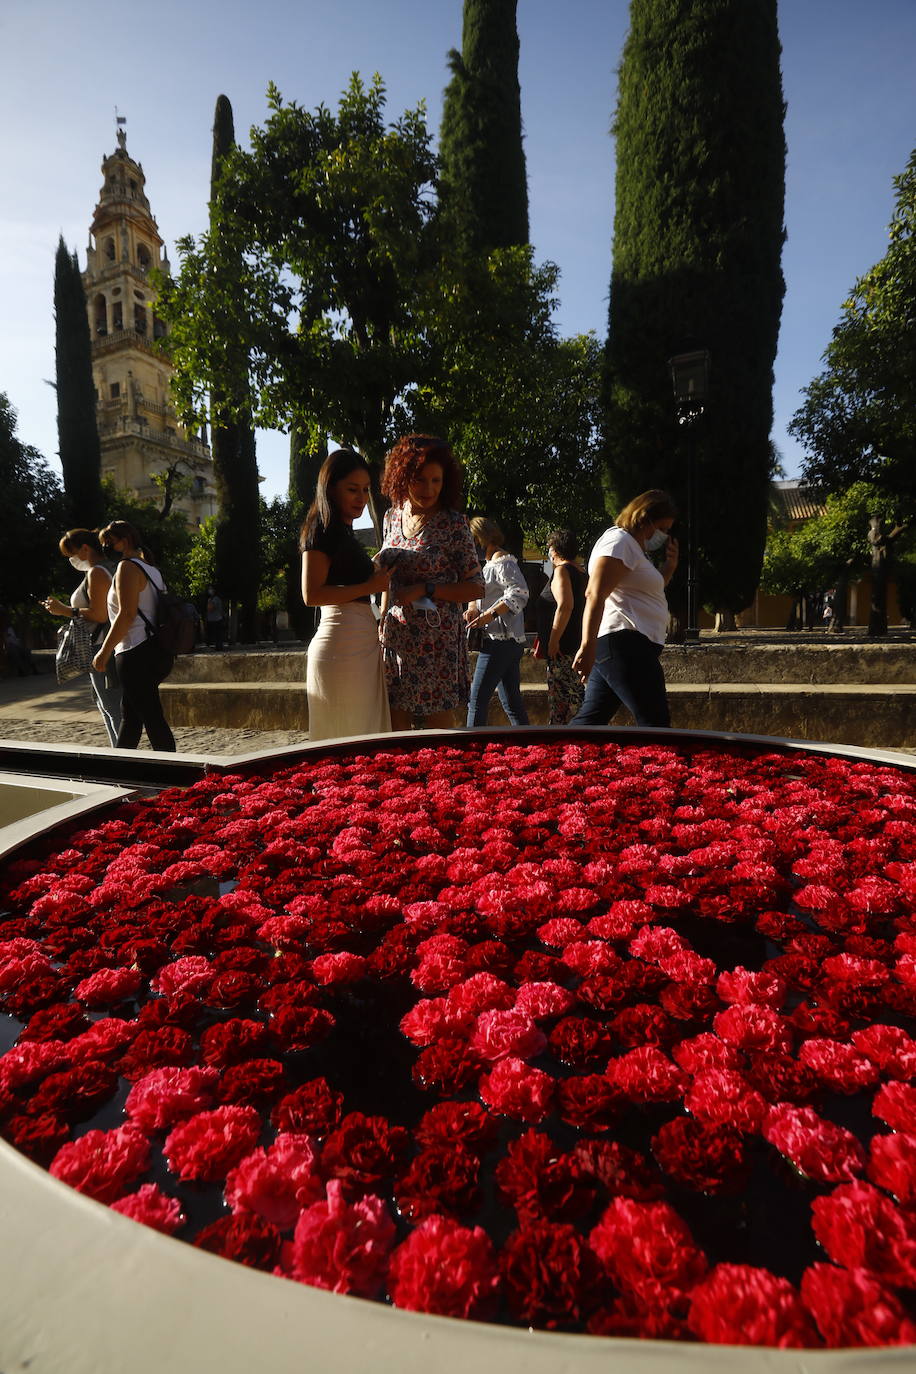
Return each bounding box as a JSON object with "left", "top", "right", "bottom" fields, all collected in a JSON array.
[{"left": 380, "top": 506, "right": 482, "bottom": 714}]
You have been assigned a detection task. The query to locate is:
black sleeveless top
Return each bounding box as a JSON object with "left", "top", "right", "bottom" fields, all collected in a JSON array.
[
  {"left": 537, "top": 562, "right": 587, "bottom": 656},
  {"left": 304, "top": 518, "right": 374, "bottom": 600}
]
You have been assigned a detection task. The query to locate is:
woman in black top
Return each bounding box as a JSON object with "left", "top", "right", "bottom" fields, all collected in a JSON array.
[
  {"left": 536, "top": 528, "right": 588, "bottom": 725},
  {"left": 300, "top": 450, "right": 392, "bottom": 740}
]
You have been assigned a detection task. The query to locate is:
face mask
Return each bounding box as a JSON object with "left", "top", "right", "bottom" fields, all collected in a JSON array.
[
  {"left": 645, "top": 528, "right": 669, "bottom": 553},
  {"left": 69, "top": 556, "right": 92, "bottom": 572},
  {"left": 542, "top": 558, "right": 553, "bottom": 576}
]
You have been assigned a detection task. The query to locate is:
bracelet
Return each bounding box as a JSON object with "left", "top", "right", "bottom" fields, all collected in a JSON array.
[{"left": 72, "top": 608, "right": 80, "bottom": 620}]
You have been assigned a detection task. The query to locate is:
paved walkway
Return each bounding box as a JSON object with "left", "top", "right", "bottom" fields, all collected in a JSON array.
[{"left": 0, "top": 665, "right": 306, "bottom": 756}]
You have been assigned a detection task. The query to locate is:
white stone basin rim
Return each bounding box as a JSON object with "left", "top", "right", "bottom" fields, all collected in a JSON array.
[{"left": 0, "top": 1137, "right": 909, "bottom": 1374}]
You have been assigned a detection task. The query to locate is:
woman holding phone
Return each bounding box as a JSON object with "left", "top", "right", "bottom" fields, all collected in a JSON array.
[{"left": 301, "top": 449, "right": 393, "bottom": 741}]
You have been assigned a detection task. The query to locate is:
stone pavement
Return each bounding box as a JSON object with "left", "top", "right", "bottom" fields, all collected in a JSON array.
[{"left": 0, "top": 658, "right": 306, "bottom": 757}]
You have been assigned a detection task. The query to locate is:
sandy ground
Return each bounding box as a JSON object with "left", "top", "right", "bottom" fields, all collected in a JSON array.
[{"left": 0, "top": 665, "right": 306, "bottom": 756}]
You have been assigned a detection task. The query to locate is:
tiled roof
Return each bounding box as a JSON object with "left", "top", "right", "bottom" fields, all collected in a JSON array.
[{"left": 771, "top": 480, "right": 825, "bottom": 523}]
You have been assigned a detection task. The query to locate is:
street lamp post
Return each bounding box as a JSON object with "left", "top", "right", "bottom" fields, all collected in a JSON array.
[{"left": 668, "top": 350, "right": 710, "bottom": 642}]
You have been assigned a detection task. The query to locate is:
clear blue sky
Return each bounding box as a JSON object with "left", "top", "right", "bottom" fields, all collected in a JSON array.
[{"left": 1, "top": 0, "right": 914, "bottom": 501}]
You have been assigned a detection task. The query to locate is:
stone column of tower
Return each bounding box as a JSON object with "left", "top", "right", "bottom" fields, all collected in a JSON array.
[{"left": 81, "top": 125, "right": 216, "bottom": 525}]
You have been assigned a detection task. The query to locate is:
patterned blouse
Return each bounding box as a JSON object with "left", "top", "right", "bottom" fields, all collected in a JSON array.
[{"left": 380, "top": 506, "right": 482, "bottom": 715}]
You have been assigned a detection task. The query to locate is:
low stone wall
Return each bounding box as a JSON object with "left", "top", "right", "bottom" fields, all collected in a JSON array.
[{"left": 159, "top": 641, "right": 916, "bottom": 748}]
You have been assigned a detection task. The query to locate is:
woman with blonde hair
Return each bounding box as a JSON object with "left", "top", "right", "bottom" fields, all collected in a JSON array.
[
  {"left": 571, "top": 490, "right": 679, "bottom": 727},
  {"left": 464, "top": 516, "right": 529, "bottom": 727}
]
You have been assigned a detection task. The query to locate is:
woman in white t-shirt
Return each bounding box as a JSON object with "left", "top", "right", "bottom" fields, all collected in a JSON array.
[
  {"left": 92, "top": 521, "right": 176, "bottom": 752},
  {"left": 571, "top": 490, "right": 678, "bottom": 727}
]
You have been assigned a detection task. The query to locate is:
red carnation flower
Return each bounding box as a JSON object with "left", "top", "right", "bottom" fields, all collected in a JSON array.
[
  {"left": 589, "top": 1197, "right": 707, "bottom": 1307},
  {"left": 412, "top": 1038, "right": 483, "bottom": 1094},
  {"left": 549, "top": 1016, "right": 613, "bottom": 1069},
  {"left": 608, "top": 1047, "right": 687, "bottom": 1103},
  {"left": 651, "top": 1116, "right": 748, "bottom": 1194},
  {"left": 514, "top": 980, "right": 576, "bottom": 1019},
  {"left": 685, "top": 1069, "right": 767, "bottom": 1131},
  {"left": 195, "top": 1213, "right": 283, "bottom": 1269},
  {"left": 470, "top": 1008, "right": 546, "bottom": 1062},
  {"left": 414, "top": 1100, "right": 495, "bottom": 1153},
  {"left": 873, "top": 1080, "right": 916, "bottom": 1133},
  {"left": 797, "top": 1038, "right": 878, "bottom": 1093},
  {"left": 164, "top": 1104, "right": 261, "bottom": 1183},
  {"left": 801, "top": 1263, "right": 916, "bottom": 1347},
  {"left": 4, "top": 1110, "right": 70, "bottom": 1163},
  {"left": 123, "top": 1064, "right": 219, "bottom": 1132},
  {"left": 150, "top": 955, "right": 213, "bottom": 997},
  {"left": 226, "top": 1134, "right": 323, "bottom": 1229},
  {"left": 291, "top": 1180, "right": 395, "bottom": 1295},
  {"left": 271, "top": 1078, "right": 344, "bottom": 1137},
  {"left": 713, "top": 1004, "right": 793, "bottom": 1054},
  {"left": 73, "top": 966, "right": 142, "bottom": 1008},
  {"left": 557, "top": 1074, "right": 620, "bottom": 1132},
  {"left": 716, "top": 966, "right": 787, "bottom": 1009},
  {"left": 687, "top": 1264, "right": 817, "bottom": 1347},
  {"left": 852, "top": 1024, "right": 916, "bottom": 1078},
  {"left": 763, "top": 1105, "right": 865, "bottom": 1182},
  {"left": 111, "top": 1183, "right": 185, "bottom": 1236},
  {"left": 118, "top": 1026, "right": 194, "bottom": 1080},
  {"left": 672, "top": 1032, "right": 743, "bottom": 1074},
  {"left": 501, "top": 1221, "right": 602, "bottom": 1328},
  {"left": 479, "top": 1056, "right": 555, "bottom": 1122},
  {"left": 390, "top": 1213, "right": 500, "bottom": 1319},
  {"left": 495, "top": 1129, "right": 595, "bottom": 1223},
  {"left": 394, "top": 1142, "right": 481, "bottom": 1221},
  {"left": 811, "top": 1181, "right": 916, "bottom": 1286},
  {"left": 50, "top": 1124, "right": 150, "bottom": 1203},
  {"left": 867, "top": 1131, "right": 916, "bottom": 1204},
  {"left": 322, "top": 1111, "right": 410, "bottom": 1194}
]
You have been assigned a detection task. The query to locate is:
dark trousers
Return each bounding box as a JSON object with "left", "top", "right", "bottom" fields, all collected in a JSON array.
[
  {"left": 467, "top": 638, "right": 529, "bottom": 727},
  {"left": 569, "top": 629, "right": 670, "bottom": 728},
  {"left": 115, "top": 638, "right": 176, "bottom": 751}
]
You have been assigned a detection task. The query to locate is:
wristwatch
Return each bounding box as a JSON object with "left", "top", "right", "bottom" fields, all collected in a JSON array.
[{"left": 425, "top": 581, "right": 436, "bottom": 601}]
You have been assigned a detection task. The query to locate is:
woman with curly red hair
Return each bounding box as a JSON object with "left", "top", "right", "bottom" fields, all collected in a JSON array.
[{"left": 378, "top": 435, "right": 483, "bottom": 729}]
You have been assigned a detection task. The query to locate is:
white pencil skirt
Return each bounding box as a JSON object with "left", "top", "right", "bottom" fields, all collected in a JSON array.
[{"left": 306, "top": 602, "right": 392, "bottom": 741}]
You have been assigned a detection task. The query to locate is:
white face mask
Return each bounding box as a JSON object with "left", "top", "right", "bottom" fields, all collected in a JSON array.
[
  {"left": 645, "top": 528, "right": 669, "bottom": 553},
  {"left": 69, "top": 556, "right": 92, "bottom": 572},
  {"left": 542, "top": 558, "right": 553, "bottom": 576}
]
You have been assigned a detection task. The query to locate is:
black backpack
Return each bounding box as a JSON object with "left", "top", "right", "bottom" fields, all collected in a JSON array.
[{"left": 128, "top": 560, "right": 198, "bottom": 658}]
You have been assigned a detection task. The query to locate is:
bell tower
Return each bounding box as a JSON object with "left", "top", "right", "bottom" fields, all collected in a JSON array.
[{"left": 82, "top": 123, "right": 216, "bottom": 524}]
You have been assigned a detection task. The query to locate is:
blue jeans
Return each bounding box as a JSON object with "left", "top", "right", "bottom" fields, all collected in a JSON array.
[
  {"left": 467, "top": 638, "right": 529, "bottom": 727},
  {"left": 89, "top": 665, "right": 123, "bottom": 747},
  {"left": 569, "top": 629, "right": 670, "bottom": 727}
]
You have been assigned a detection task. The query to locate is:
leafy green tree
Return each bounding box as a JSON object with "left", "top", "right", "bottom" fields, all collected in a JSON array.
[
  {"left": 185, "top": 516, "right": 217, "bottom": 599},
  {"left": 158, "top": 76, "right": 437, "bottom": 536},
  {"left": 409, "top": 248, "right": 604, "bottom": 548},
  {"left": 439, "top": 0, "right": 528, "bottom": 253},
  {"left": 605, "top": 0, "right": 786, "bottom": 617},
  {"left": 54, "top": 236, "right": 104, "bottom": 526},
  {"left": 288, "top": 425, "right": 327, "bottom": 637},
  {"left": 0, "top": 393, "right": 67, "bottom": 611},
  {"left": 208, "top": 94, "right": 261, "bottom": 642},
  {"left": 790, "top": 149, "right": 916, "bottom": 513}
]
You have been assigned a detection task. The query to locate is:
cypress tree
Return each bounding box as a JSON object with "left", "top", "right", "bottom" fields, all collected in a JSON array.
[
  {"left": 439, "top": 0, "right": 529, "bottom": 253},
  {"left": 209, "top": 94, "right": 261, "bottom": 642},
  {"left": 605, "top": 0, "right": 786, "bottom": 617},
  {"left": 54, "top": 236, "right": 104, "bottom": 525}
]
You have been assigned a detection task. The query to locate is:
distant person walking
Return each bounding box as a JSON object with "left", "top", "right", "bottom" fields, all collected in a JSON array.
[
  {"left": 205, "top": 588, "right": 225, "bottom": 651},
  {"left": 301, "top": 449, "right": 392, "bottom": 741},
  {"left": 536, "top": 528, "right": 587, "bottom": 726},
  {"left": 465, "top": 517, "right": 529, "bottom": 727},
  {"left": 42, "top": 528, "right": 122, "bottom": 745},
  {"left": 92, "top": 521, "right": 176, "bottom": 752},
  {"left": 571, "top": 491, "right": 678, "bottom": 728}
]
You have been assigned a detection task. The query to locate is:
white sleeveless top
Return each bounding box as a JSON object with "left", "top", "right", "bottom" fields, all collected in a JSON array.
[{"left": 106, "top": 558, "right": 165, "bottom": 654}]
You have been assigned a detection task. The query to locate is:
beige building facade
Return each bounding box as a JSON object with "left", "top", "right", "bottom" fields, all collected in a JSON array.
[{"left": 82, "top": 128, "right": 216, "bottom": 525}]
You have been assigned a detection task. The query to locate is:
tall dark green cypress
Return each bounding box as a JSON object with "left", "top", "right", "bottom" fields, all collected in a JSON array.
[
  {"left": 209, "top": 94, "right": 261, "bottom": 642},
  {"left": 605, "top": 0, "right": 786, "bottom": 616},
  {"left": 54, "top": 236, "right": 104, "bottom": 526},
  {"left": 439, "top": 0, "right": 529, "bottom": 252}
]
